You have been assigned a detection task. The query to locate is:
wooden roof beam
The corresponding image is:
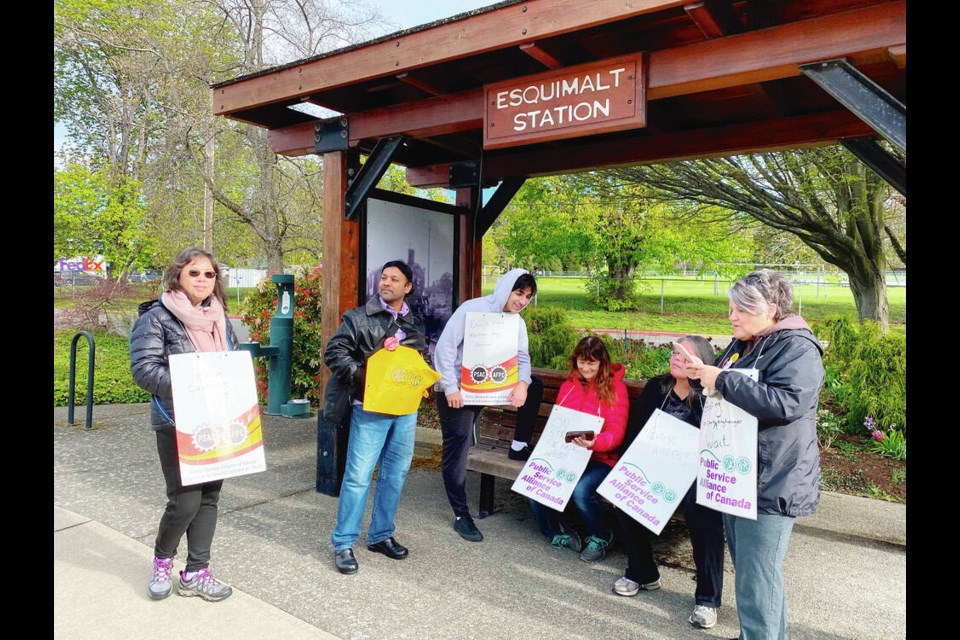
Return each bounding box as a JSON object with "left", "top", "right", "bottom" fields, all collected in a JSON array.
[
  {"left": 212, "top": 0, "right": 691, "bottom": 116},
  {"left": 684, "top": 1, "right": 742, "bottom": 39},
  {"left": 406, "top": 164, "right": 452, "bottom": 188},
  {"left": 266, "top": 2, "right": 904, "bottom": 157},
  {"left": 396, "top": 72, "right": 446, "bottom": 97},
  {"left": 648, "top": 1, "right": 904, "bottom": 100},
  {"left": 887, "top": 44, "right": 906, "bottom": 69},
  {"left": 518, "top": 42, "right": 564, "bottom": 69},
  {"left": 483, "top": 110, "right": 875, "bottom": 178}
]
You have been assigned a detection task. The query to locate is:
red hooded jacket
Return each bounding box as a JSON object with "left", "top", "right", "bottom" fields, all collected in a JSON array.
[{"left": 555, "top": 362, "right": 630, "bottom": 468}]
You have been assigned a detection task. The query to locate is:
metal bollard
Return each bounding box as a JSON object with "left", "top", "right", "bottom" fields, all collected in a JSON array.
[{"left": 68, "top": 331, "right": 95, "bottom": 431}]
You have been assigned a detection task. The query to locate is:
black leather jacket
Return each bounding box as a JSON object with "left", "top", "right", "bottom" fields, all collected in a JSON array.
[
  {"left": 322, "top": 296, "right": 427, "bottom": 424},
  {"left": 129, "top": 298, "right": 239, "bottom": 430}
]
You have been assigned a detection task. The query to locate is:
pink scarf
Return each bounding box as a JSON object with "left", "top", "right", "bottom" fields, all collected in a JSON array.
[{"left": 161, "top": 290, "right": 228, "bottom": 353}]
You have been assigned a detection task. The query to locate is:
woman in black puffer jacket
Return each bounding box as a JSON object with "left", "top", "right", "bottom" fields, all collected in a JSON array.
[{"left": 130, "top": 247, "right": 239, "bottom": 604}]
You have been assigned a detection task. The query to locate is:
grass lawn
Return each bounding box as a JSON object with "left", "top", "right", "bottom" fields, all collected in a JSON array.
[{"left": 483, "top": 276, "right": 906, "bottom": 336}]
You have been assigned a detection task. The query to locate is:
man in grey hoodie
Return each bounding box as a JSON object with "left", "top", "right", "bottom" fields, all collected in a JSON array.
[{"left": 432, "top": 268, "right": 544, "bottom": 541}]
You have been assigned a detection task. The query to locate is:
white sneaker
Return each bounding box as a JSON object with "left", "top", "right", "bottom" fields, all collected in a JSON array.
[
  {"left": 613, "top": 576, "right": 660, "bottom": 596},
  {"left": 689, "top": 604, "right": 718, "bottom": 629}
]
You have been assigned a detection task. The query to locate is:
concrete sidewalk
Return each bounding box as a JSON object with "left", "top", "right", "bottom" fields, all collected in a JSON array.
[{"left": 55, "top": 404, "right": 906, "bottom": 639}]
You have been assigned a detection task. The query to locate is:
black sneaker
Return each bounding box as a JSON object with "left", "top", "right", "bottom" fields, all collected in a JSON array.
[
  {"left": 508, "top": 445, "right": 532, "bottom": 461},
  {"left": 454, "top": 515, "right": 484, "bottom": 542}
]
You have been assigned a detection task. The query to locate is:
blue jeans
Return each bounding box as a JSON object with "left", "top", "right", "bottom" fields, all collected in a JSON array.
[
  {"left": 331, "top": 407, "right": 417, "bottom": 550},
  {"left": 724, "top": 512, "right": 796, "bottom": 640},
  {"left": 529, "top": 459, "right": 612, "bottom": 540}
]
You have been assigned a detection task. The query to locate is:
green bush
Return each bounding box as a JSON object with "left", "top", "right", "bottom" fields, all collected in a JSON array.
[
  {"left": 603, "top": 337, "right": 673, "bottom": 380},
  {"left": 813, "top": 316, "right": 906, "bottom": 432},
  {"left": 54, "top": 330, "right": 151, "bottom": 406},
  {"left": 239, "top": 266, "right": 325, "bottom": 407},
  {"left": 584, "top": 272, "right": 643, "bottom": 311},
  {"left": 522, "top": 305, "right": 581, "bottom": 369}
]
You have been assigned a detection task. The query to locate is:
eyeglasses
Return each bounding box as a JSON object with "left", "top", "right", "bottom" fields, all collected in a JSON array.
[{"left": 187, "top": 270, "right": 217, "bottom": 279}]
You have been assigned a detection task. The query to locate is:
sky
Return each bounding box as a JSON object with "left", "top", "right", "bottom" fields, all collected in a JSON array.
[{"left": 380, "top": 0, "right": 496, "bottom": 31}]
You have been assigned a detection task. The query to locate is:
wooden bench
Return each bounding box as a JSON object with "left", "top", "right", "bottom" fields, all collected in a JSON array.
[{"left": 467, "top": 366, "right": 646, "bottom": 518}]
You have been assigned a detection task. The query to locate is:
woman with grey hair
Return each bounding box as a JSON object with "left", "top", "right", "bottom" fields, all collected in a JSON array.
[{"left": 683, "top": 269, "right": 824, "bottom": 640}]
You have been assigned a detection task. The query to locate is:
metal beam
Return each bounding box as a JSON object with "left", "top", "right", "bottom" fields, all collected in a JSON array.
[
  {"left": 800, "top": 58, "right": 905, "bottom": 152},
  {"left": 476, "top": 177, "right": 526, "bottom": 237},
  {"left": 841, "top": 137, "right": 906, "bottom": 197},
  {"left": 343, "top": 136, "right": 405, "bottom": 220}
]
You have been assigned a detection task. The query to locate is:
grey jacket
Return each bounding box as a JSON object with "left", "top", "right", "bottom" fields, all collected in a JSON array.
[
  {"left": 714, "top": 317, "right": 824, "bottom": 517},
  {"left": 129, "top": 298, "right": 239, "bottom": 430},
  {"left": 322, "top": 297, "right": 427, "bottom": 424}
]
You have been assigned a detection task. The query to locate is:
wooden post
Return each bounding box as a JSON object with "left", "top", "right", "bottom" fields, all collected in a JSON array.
[
  {"left": 455, "top": 187, "right": 481, "bottom": 301},
  {"left": 317, "top": 150, "right": 360, "bottom": 497}
]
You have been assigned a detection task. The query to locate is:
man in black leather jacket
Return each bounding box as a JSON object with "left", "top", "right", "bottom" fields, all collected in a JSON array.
[{"left": 323, "top": 260, "right": 427, "bottom": 575}]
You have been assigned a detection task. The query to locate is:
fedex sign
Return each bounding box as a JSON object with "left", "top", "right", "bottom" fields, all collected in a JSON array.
[{"left": 58, "top": 257, "right": 107, "bottom": 272}]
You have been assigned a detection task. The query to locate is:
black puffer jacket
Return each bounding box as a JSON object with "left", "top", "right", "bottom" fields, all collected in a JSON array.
[
  {"left": 129, "top": 298, "right": 239, "bottom": 430},
  {"left": 322, "top": 297, "right": 427, "bottom": 424},
  {"left": 714, "top": 318, "right": 824, "bottom": 517}
]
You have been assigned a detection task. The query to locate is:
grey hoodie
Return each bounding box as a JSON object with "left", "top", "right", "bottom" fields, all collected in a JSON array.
[{"left": 432, "top": 268, "right": 534, "bottom": 396}]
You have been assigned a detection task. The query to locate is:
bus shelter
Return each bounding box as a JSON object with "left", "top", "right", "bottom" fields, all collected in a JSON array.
[{"left": 211, "top": 0, "right": 906, "bottom": 494}]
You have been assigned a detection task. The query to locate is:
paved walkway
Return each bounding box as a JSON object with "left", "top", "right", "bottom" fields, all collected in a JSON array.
[{"left": 55, "top": 404, "right": 906, "bottom": 639}]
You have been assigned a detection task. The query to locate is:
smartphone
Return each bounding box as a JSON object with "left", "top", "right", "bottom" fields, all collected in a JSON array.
[
  {"left": 564, "top": 430, "right": 596, "bottom": 443},
  {"left": 674, "top": 341, "right": 698, "bottom": 363}
]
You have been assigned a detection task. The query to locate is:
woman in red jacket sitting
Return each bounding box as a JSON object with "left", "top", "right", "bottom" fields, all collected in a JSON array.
[{"left": 527, "top": 336, "right": 629, "bottom": 562}]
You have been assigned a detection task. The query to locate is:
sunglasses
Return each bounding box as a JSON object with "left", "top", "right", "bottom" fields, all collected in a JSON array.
[{"left": 186, "top": 270, "right": 217, "bottom": 279}]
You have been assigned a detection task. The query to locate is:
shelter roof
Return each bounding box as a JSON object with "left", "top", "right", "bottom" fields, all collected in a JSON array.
[{"left": 212, "top": 0, "right": 905, "bottom": 181}]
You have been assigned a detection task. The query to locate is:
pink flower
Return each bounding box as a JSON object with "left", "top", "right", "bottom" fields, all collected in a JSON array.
[{"left": 871, "top": 429, "right": 885, "bottom": 442}]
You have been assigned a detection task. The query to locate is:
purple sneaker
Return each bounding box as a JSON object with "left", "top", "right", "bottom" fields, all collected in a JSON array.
[
  {"left": 177, "top": 568, "right": 233, "bottom": 602},
  {"left": 149, "top": 557, "right": 174, "bottom": 600}
]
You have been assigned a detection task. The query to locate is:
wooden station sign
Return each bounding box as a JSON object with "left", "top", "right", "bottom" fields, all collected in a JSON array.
[{"left": 483, "top": 53, "right": 646, "bottom": 150}]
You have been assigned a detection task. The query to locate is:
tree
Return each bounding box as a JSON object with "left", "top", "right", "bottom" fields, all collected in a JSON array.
[
  {"left": 55, "top": 0, "right": 386, "bottom": 271},
  {"left": 488, "top": 178, "right": 593, "bottom": 272},
  {"left": 55, "top": 162, "right": 156, "bottom": 278},
  {"left": 195, "top": 0, "right": 385, "bottom": 272},
  {"left": 487, "top": 174, "right": 751, "bottom": 309},
  {"left": 613, "top": 146, "right": 905, "bottom": 330}
]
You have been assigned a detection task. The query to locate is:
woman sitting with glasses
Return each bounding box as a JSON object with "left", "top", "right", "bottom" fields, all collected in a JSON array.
[{"left": 611, "top": 335, "right": 726, "bottom": 632}]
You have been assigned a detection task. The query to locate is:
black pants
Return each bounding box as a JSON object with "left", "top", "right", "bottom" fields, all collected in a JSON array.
[
  {"left": 154, "top": 427, "right": 224, "bottom": 571},
  {"left": 617, "top": 484, "right": 725, "bottom": 607},
  {"left": 436, "top": 376, "right": 544, "bottom": 518}
]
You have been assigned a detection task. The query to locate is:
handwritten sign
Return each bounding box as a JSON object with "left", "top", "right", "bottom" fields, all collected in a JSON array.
[
  {"left": 598, "top": 409, "right": 700, "bottom": 535},
  {"left": 511, "top": 405, "right": 604, "bottom": 511},
  {"left": 460, "top": 312, "right": 520, "bottom": 405},
  {"left": 169, "top": 351, "right": 266, "bottom": 486},
  {"left": 696, "top": 369, "right": 759, "bottom": 519},
  {"left": 483, "top": 53, "right": 645, "bottom": 149}
]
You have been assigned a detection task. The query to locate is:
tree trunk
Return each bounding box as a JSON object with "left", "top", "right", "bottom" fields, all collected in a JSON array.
[
  {"left": 849, "top": 274, "right": 889, "bottom": 331},
  {"left": 606, "top": 261, "right": 637, "bottom": 302}
]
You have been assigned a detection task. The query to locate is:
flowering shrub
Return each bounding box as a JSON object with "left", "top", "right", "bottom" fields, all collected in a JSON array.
[
  {"left": 817, "top": 409, "right": 844, "bottom": 450},
  {"left": 864, "top": 416, "right": 906, "bottom": 461},
  {"left": 239, "top": 266, "right": 325, "bottom": 407}
]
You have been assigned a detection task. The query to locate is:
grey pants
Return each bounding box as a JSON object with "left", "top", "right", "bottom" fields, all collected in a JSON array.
[{"left": 154, "top": 427, "right": 223, "bottom": 571}]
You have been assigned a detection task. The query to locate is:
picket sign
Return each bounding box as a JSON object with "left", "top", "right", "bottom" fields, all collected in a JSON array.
[
  {"left": 696, "top": 369, "right": 759, "bottom": 519},
  {"left": 511, "top": 404, "right": 604, "bottom": 511},
  {"left": 169, "top": 351, "right": 266, "bottom": 486}
]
